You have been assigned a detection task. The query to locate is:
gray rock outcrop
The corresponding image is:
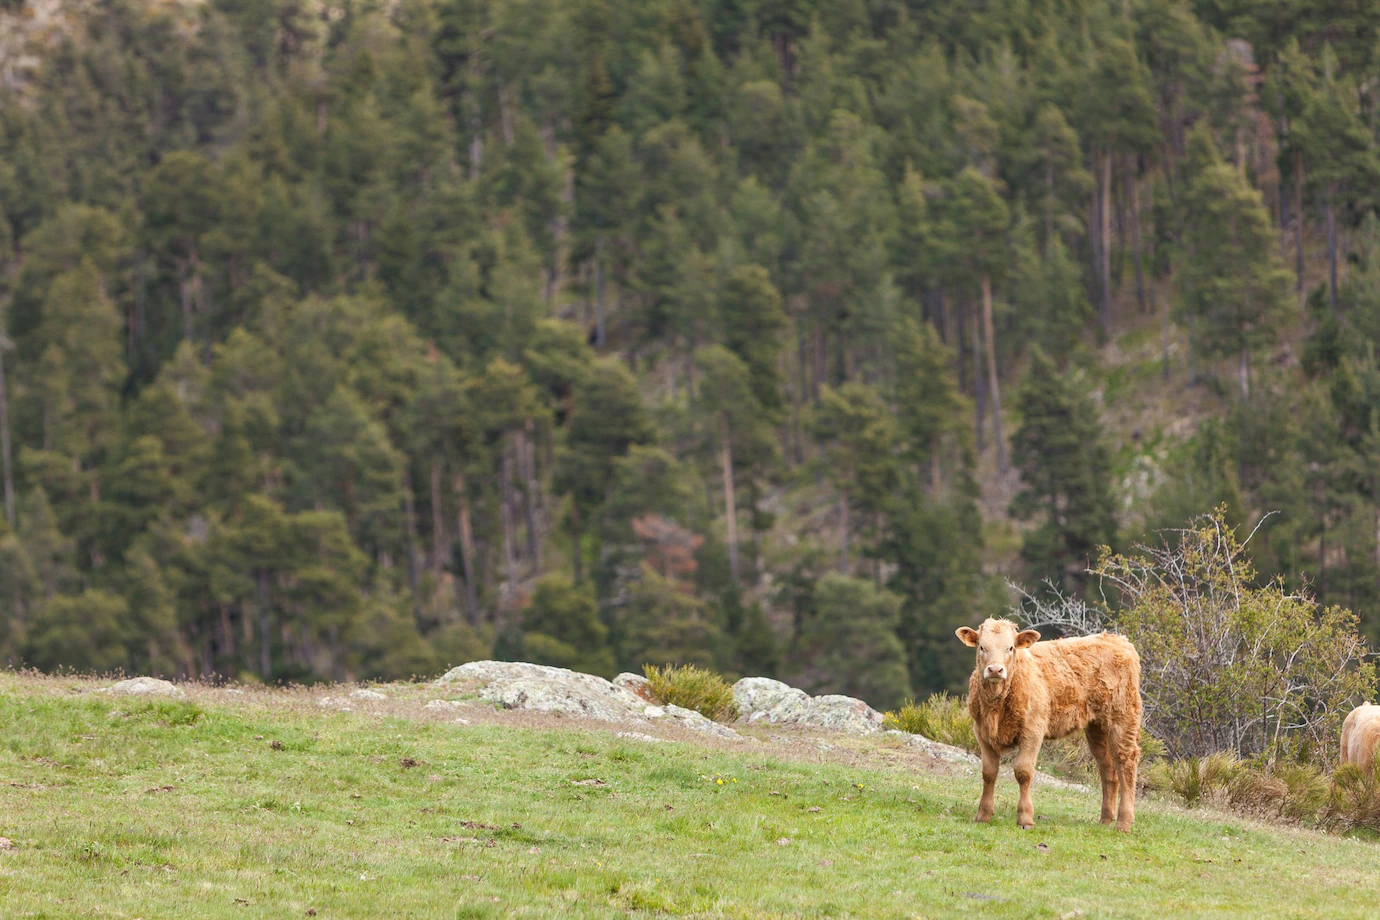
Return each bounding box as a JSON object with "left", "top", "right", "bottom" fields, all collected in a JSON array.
[
  {"left": 732, "top": 678, "right": 811, "bottom": 724},
  {"left": 101, "top": 677, "right": 184, "bottom": 698},
  {"left": 731, "top": 678, "right": 883, "bottom": 734},
  {"left": 442, "top": 660, "right": 743, "bottom": 740},
  {"left": 612, "top": 672, "right": 654, "bottom": 702}
]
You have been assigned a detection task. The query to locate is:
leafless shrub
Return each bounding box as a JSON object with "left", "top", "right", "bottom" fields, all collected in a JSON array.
[
  {"left": 1009, "top": 580, "right": 1112, "bottom": 637},
  {"left": 1093, "top": 510, "right": 1374, "bottom": 763}
]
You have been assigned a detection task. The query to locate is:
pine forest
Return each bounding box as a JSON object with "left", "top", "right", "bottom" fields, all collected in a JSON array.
[{"left": 1, "top": 0, "right": 1378, "bottom": 706}]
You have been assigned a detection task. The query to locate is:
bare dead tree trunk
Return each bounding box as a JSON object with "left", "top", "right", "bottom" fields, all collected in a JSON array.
[
  {"left": 453, "top": 470, "right": 479, "bottom": 621},
  {"left": 570, "top": 503, "right": 584, "bottom": 585},
  {"left": 1100, "top": 150, "right": 1113, "bottom": 338},
  {"left": 402, "top": 466, "right": 420, "bottom": 598},
  {"left": 594, "top": 247, "right": 607, "bottom": 348},
  {"left": 790, "top": 316, "right": 805, "bottom": 465},
  {"left": 1089, "top": 183, "right": 1103, "bottom": 331},
  {"left": 1158, "top": 277, "right": 1170, "bottom": 382},
  {"left": 180, "top": 273, "right": 195, "bottom": 342},
  {"left": 981, "top": 273, "right": 1007, "bottom": 473},
  {"left": 1295, "top": 157, "right": 1305, "bottom": 307},
  {"left": 1128, "top": 155, "right": 1146, "bottom": 314},
  {"left": 1327, "top": 181, "right": 1339, "bottom": 312},
  {"left": 498, "top": 82, "right": 514, "bottom": 145},
  {"left": 1373, "top": 506, "right": 1380, "bottom": 568},
  {"left": 257, "top": 571, "right": 271, "bottom": 679},
  {"left": 812, "top": 321, "right": 826, "bottom": 405},
  {"left": 970, "top": 303, "right": 985, "bottom": 456},
  {"left": 838, "top": 492, "right": 850, "bottom": 574},
  {"left": 1239, "top": 341, "right": 1250, "bottom": 400},
  {"left": 430, "top": 461, "right": 446, "bottom": 576},
  {"left": 501, "top": 435, "right": 518, "bottom": 589},
  {"left": 520, "top": 421, "right": 541, "bottom": 575},
  {"left": 720, "top": 417, "right": 739, "bottom": 583},
  {"left": 1045, "top": 160, "right": 1055, "bottom": 253},
  {"left": 0, "top": 342, "right": 13, "bottom": 529}
]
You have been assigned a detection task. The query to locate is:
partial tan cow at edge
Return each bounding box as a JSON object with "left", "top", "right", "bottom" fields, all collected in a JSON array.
[
  {"left": 957, "top": 618, "right": 1143, "bottom": 832},
  {"left": 1341, "top": 704, "right": 1380, "bottom": 773}
]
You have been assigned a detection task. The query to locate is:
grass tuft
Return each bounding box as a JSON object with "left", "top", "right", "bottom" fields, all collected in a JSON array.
[
  {"left": 1328, "top": 761, "right": 1380, "bottom": 831},
  {"left": 883, "top": 693, "right": 977, "bottom": 752},
  {"left": 1146, "top": 752, "right": 1331, "bottom": 824},
  {"left": 642, "top": 664, "right": 739, "bottom": 722}
]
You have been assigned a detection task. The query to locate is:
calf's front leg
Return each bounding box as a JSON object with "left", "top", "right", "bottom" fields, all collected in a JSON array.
[
  {"left": 975, "top": 737, "right": 999, "bottom": 823},
  {"left": 1013, "top": 731, "right": 1044, "bottom": 830}
]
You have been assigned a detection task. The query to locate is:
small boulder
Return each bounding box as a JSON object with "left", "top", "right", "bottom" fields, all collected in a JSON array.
[
  {"left": 731, "top": 677, "right": 811, "bottom": 724},
  {"left": 613, "top": 672, "right": 655, "bottom": 702},
  {"left": 102, "top": 677, "right": 184, "bottom": 698},
  {"left": 478, "top": 675, "right": 644, "bottom": 723},
  {"left": 435, "top": 661, "right": 573, "bottom": 686},
  {"left": 349, "top": 688, "right": 387, "bottom": 701},
  {"left": 798, "top": 695, "right": 883, "bottom": 734}
]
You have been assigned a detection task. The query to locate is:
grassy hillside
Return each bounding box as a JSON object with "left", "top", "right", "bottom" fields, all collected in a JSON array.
[{"left": 2, "top": 675, "right": 1379, "bottom": 918}]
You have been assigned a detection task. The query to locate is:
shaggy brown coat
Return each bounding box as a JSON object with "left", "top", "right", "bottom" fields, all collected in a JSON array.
[
  {"left": 1341, "top": 704, "right": 1380, "bottom": 773},
  {"left": 957, "top": 618, "right": 1143, "bottom": 832}
]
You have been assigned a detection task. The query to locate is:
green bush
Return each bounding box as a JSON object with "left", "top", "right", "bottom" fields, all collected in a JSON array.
[
  {"left": 883, "top": 693, "right": 977, "bottom": 753},
  {"left": 642, "top": 664, "right": 739, "bottom": 723}
]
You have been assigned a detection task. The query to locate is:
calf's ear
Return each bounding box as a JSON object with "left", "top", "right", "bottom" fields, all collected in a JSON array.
[
  {"left": 955, "top": 627, "right": 980, "bottom": 647},
  {"left": 1015, "top": 629, "right": 1040, "bottom": 649}
]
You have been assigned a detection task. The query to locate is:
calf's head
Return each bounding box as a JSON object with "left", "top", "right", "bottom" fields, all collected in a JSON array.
[{"left": 956, "top": 618, "right": 1040, "bottom": 683}]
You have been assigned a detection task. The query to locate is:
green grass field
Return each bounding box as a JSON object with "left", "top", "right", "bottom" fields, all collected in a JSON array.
[{"left": 2, "top": 675, "right": 1379, "bottom": 919}]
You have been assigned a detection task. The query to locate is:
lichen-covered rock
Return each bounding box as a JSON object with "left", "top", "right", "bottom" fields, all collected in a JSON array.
[
  {"left": 349, "top": 688, "right": 387, "bottom": 701},
  {"left": 102, "top": 677, "right": 184, "bottom": 698},
  {"left": 478, "top": 675, "right": 645, "bottom": 723},
  {"left": 424, "top": 699, "right": 466, "bottom": 711},
  {"left": 613, "top": 672, "right": 655, "bottom": 702},
  {"left": 646, "top": 703, "right": 743, "bottom": 740},
  {"left": 435, "top": 660, "right": 573, "bottom": 685},
  {"left": 799, "top": 694, "right": 883, "bottom": 734},
  {"left": 730, "top": 677, "right": 884, "bottom": 734},
  {"left": 731, "top": 677, "right": 811, "bottom": 724},
  {"left": 441, "top": 660, "right": 648, "bottom": 725}
]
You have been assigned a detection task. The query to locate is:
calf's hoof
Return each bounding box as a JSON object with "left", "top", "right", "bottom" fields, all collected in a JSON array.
[
  {"left": 1115, "top": 821, "right": 1133, "bottom": 833},
  {"left": 1099, "top": 816, "right": 1115, "bottom": 826},
  {"left": 974, "top": 811, "right": 993, "bottom": 824},
  {"left": 1017, "top": 821, "right": 1034, "bottom": 830}
]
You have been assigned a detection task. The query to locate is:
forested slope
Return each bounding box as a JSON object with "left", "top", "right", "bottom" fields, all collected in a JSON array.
[{"left": 0, "top": 0, "right": 1377, "bottom": 704}]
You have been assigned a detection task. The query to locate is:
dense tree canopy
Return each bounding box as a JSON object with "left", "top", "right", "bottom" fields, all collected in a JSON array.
[{"left": 1, "top": 0, "right": 1379, "bottom": 703}]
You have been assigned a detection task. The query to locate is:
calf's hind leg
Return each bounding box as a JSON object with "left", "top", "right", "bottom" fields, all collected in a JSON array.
[
  {"left": 1085, "top": 722, "right": 1119, "bottom": 825},
  {"left": 1110, "top": 725, "right": 1141, "bottom": 833}
]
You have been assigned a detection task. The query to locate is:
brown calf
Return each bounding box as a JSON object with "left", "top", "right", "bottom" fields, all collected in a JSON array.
[{"left": 957, "top": 618, "right": 1142, "bottom": 832}]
